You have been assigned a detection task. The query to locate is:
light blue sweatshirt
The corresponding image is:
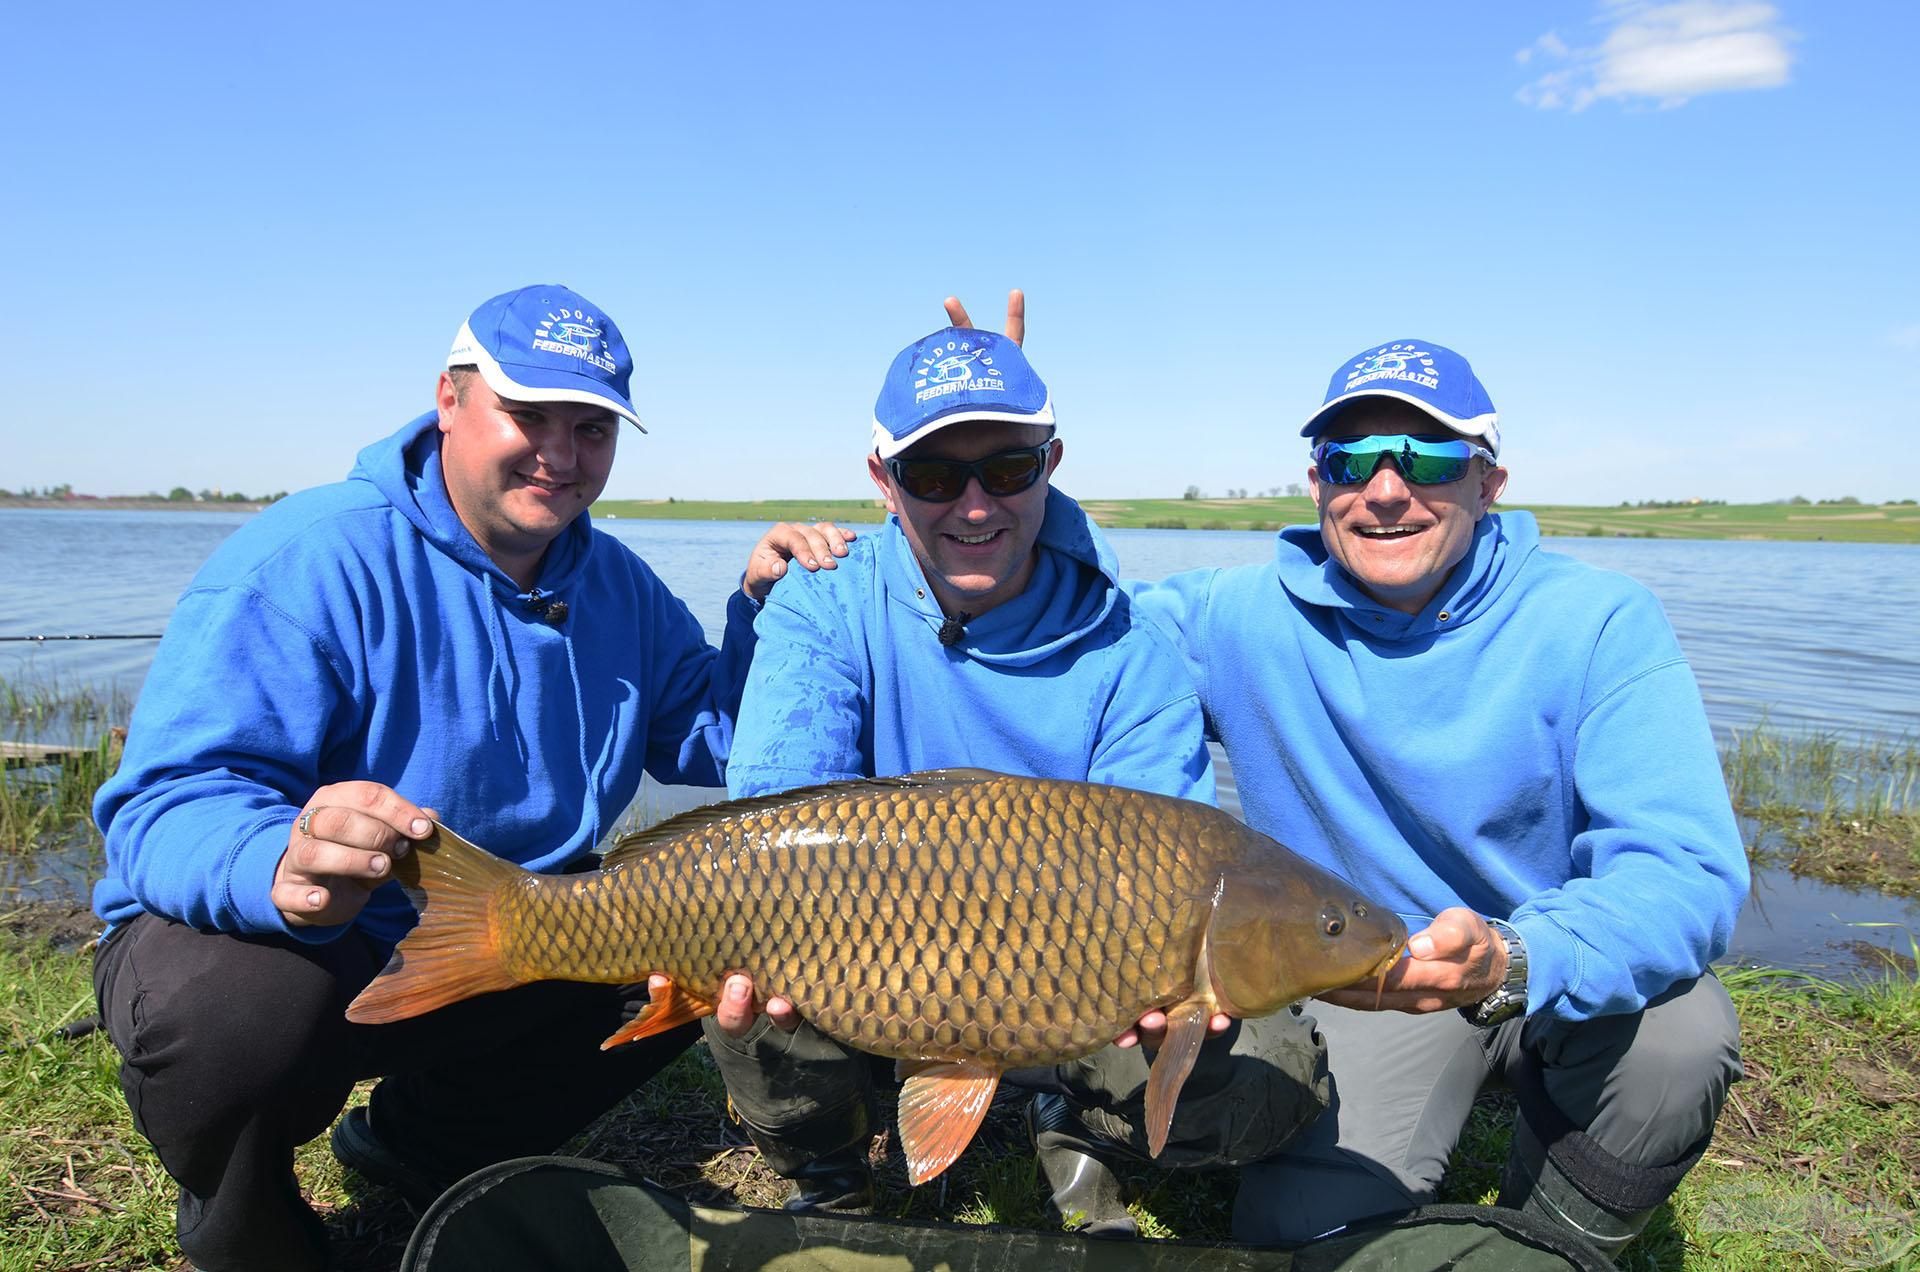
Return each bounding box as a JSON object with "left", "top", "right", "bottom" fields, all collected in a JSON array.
[
  {"left": 93, "top": 413, "right": 757, "bottom": 947},
  {"left": 728, "top": 487, "right": 1213, "bottom": 804},
  {"left": 1129, "top": 510, "right": 1747, "bottom": 1024}
]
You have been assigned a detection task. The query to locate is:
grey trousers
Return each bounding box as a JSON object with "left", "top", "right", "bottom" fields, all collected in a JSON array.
[
  {"left": 704, "top": 1007, "right": 1331, "bottom": 1177},
  {"left": 1232, "top": 974, "right": 1743, "bottom": 1244}
]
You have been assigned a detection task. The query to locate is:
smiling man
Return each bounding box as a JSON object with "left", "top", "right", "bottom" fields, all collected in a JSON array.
[
  {"left": 1121, "top": 339, "right": 1749, "bottom": 1256},
  {"left": 89, "top": 284, "right": 849, "bottom": 1272},
  {"left": 707, "top": 319, "right": 1334, "bottom": 1229}
]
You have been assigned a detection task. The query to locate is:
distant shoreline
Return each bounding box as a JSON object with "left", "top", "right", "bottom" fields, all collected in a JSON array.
[
  {"left": 0, "top": 496, "right": 270, "bottom": 513},
  {"left": 6, "top": 495, "right": 1915, "bottom": 544}
]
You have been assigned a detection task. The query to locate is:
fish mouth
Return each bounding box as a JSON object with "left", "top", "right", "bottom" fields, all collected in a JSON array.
[{"left": 1368, "top": 935, "right": 1407, "bottom": 1009}]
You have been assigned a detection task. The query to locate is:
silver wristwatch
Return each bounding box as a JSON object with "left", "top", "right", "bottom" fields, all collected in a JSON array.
[{"left": 1460, "top": 917, "right": 1528, "bottom": 1028}]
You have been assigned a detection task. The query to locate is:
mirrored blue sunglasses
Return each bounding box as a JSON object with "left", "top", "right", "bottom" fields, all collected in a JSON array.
[{"left": 1311, "top": 434, "right": 1496, "bottom": 486}]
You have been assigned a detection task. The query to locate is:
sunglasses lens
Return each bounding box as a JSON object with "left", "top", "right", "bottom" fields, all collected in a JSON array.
[
  {"left": 894, "top": 461, "right": 965, "bottom": 502},
  {"left": 1400, "top": 452, "right": 1471, "bottom": 484},
  {"left": 977, "top": 451, "right": 1045, "bottom": 496},
  {"left": 1316, "top": 447, "right": 1377, "bottom": 485}
]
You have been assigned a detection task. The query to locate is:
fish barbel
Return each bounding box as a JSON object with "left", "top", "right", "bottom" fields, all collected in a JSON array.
[{"left": 347, "top": 769, "right": 1405, "bottom": 1183}]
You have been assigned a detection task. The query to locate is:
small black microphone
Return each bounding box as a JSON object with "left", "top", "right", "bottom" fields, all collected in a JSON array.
[{"left": 937, "top": 611, "right": 970, "bottom": 647}]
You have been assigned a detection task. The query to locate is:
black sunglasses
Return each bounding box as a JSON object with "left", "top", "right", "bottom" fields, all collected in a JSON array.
[{"left": 884, "top": 443, "right": 1052, "bottom": 504}]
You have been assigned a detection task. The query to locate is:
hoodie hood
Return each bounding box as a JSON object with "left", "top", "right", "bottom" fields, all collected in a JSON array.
[
  {"left": 1273, "top": 509, "right": 1540, "bottom": 641},
  {"left": 349, "top": 412, "right": 595, "bottom": 603},
  {"left": 880, "top": 485, "right": 1119, "bottom": 668}
]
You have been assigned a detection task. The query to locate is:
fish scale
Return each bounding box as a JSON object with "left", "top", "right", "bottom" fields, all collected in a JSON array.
[{"left": 492, "top": 776, "right": 1215, "bottom": 1067}]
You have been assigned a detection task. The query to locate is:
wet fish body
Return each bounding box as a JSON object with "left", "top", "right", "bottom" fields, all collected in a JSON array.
[{"left": 347, "top": 769, "right": 1404, "bottom": 1182}]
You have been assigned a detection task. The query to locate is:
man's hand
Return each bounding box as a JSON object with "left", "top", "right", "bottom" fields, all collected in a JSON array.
[
  {"left": 943, "top": 289, "right": 1024, "bottom": 346},
  {"left": 1114, "top": 1007, "right": 1233, "bottom": 1050},
  {"left": 275, "top": 782, "right": 434, "bottom": 928},
  {"left": 701, "top": 972, "right": 802, "bottom": 1037},
  {"left": 1316, "top": 907, "right": 1508, "bottom": 1014},
  {"left": 743, "top": 521, "right": 857, "bottom": 602}
]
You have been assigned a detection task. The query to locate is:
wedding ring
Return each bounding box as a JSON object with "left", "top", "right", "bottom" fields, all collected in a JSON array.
[{"left": 297, "top": 808, "right": 316, "bottom": 838}]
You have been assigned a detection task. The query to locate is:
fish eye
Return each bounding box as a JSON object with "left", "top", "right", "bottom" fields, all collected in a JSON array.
[{"left": 1321, "top": 906, "right": 1345, "bottom": 937}]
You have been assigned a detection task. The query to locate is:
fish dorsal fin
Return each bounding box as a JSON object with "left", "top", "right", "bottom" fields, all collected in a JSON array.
[
  {"left": 601, "top": 770, "right": 1010, "bottom": 870},
  {"left": 895, "top": 1060, "right": 1001, "bottom": 1185}
]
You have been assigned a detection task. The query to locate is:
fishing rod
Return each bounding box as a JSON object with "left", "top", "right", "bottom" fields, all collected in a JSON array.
[{"left": 0, "top": 634, "right": 163, "bottom": 642}]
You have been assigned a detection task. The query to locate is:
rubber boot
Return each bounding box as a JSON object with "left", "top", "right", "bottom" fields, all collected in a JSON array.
[
  {"left": 780, "top": 1147, "right": 876, "bottom": 1215},
  {"left": 1498, "top": 1116, "right": 1651, "bottom": 1259},
  {"left": 1028, "top": 1092, "right": 1137, "bottom": 1239},
  {"left": 736, "top": 1097, "right": 875, "bottom": 1216}
]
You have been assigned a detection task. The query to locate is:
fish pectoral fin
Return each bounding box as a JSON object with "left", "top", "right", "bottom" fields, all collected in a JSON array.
[
  {"left": 1144, "top": 998, "right": 1214, "bottom": 1158},
  {"left": 598, "top": 979, "right": 715, "bottom": 1051},
  {"left": 895, "top": 1061, "right": 1000, "bottom": 1186}
]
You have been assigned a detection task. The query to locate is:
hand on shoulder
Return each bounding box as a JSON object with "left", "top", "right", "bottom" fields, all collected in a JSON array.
[{"left": 743, "top": 522, "right": 857, "bottom": 602}]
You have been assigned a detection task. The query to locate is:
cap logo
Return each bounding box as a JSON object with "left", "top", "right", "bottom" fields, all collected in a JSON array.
[
  {"left": 1346, "top": 343, "right": 1438, "bottom": 394},
  {"left": 913, "top": 340, "right": 1004, "bottom": 405},
  {"left": 531, "top": 307, "right": 617, "bottom": 374}
]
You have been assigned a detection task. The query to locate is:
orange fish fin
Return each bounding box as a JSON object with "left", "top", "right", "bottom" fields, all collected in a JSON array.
[
  {"left": 895, "top": 1062, "right": 1000, "bottom": 1185},
  {"left": 1144, "top": 998, "right": 1214, "bottom": 1158},
  {"left": 599, "top": 979, "right": 716, "bottom": 1051},
  {"left": 345, "top": 822, "right": 523, "bottom": 1025}
]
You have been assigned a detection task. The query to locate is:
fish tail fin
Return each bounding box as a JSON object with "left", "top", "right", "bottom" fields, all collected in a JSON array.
[{"left": 345, "top": 822, "right": 525, "bottom": 1025}]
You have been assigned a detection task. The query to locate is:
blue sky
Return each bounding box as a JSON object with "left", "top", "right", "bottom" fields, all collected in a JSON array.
[{"left": 4, "top": 2, "right": 1914, "bottom": 506}]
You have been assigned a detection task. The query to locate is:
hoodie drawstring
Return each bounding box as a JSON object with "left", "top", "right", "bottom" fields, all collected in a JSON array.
[{"left": 482, "top": 591, "right": 511, "bottom": 744}]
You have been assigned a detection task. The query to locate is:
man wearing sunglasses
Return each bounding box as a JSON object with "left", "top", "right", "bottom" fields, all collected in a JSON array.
[
  {"left": 707, "top": 317, "right": 1332, "bottom": 1230},
  {"left": 1115, "top": 339, "right": 1747, "bottom": 1256}
]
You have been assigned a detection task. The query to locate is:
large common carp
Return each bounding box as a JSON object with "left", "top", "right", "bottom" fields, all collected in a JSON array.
[{"left": 347, "top": 769, "right": 1404, "bottom": 1183}]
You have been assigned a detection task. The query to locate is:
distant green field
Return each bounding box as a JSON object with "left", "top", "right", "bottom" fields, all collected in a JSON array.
[{"left": 592, "top": 496, "right": 1920, "bottom": 544}]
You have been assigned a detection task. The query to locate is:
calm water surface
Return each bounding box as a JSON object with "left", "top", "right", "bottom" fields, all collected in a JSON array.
[{"left": 3, "top": 508, "right": 1916, "bottom": 972}]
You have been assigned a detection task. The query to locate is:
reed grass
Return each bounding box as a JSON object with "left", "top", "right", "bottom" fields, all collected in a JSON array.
[{"left": 1722, "top": 722, "right": 1920, "bottom": 897}]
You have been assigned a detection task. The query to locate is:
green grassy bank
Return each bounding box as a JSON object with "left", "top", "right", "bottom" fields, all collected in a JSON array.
[
  {"left": 591, "top": 496, "right": 1920, "bottom": 544},
  {"left": 4, "top": 923, "right": 1915, "bottom": 1271}
]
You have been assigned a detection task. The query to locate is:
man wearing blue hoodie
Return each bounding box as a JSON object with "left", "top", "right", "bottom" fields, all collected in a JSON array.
[
  {"left": 708, "top": 316, "right": 1328, "bottom": 1230},
  {"left": 89, "top": 284, "right": 851, "bottom": 1272},
  {"left": 1121, "top": 340, "right": 1748, "bottom": 1256}
]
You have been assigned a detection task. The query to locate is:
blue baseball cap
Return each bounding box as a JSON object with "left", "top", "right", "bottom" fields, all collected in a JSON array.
[
  {"left": 446, "top": 284, "right": 644, "bottom": 430},
  {"left": 871, "top": 327, "right": 1054, "bottom": 458},
  {"left": 1300, "top": 340, "right": 1499, "bottom": 456}
]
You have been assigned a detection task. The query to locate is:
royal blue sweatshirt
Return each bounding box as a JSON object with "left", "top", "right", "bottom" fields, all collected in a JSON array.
[
  {"left": 728, "top": 487, "right": 1213, "bottom": 804},
  {"left": 1129, "top": 511, "right": 1746, "bottom": 1023},
  {"left": 93, "top": 413, "right": 757, "bottom": 947}
]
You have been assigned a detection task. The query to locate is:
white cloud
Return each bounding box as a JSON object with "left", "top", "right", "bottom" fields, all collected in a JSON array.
[{"left": 1517, "top": 2, "right": 1795, "bottom": 111}]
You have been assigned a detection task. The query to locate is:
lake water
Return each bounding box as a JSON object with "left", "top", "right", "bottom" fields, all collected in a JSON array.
[{"left": 3, "top": 507, "right": 1917, "bottom": 974}]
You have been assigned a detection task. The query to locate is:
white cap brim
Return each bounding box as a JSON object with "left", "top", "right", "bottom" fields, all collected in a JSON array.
[
  {"left": 447, "top": 321, "right": 646, "bottom": 432},
  {"left": 1302, "top": 389, "right": 1499, "bottom": 456},
  {"left": 871, "top": 399, "right": 1056, "bottom": 459}
]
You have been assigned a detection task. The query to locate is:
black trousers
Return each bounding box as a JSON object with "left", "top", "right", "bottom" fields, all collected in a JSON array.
[{"left": 93, "top": 913, "right": 696, "bottom": 1272}]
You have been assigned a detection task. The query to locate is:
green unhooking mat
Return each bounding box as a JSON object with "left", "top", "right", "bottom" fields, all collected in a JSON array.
[{"left": 399, "top": 1156, "right": 1614, "bottom": 1272}]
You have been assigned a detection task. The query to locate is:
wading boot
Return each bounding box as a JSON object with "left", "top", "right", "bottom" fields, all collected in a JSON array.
[
  {"left": 782, "top": 1148, "right": 876, "bottom": 1215},
  {"left": 1028, "top": 1092, "right": 1137, "bottom": 1239},
  {"left": 1498, "top": 1115, "right": 1652, "bottom": 1259}
]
